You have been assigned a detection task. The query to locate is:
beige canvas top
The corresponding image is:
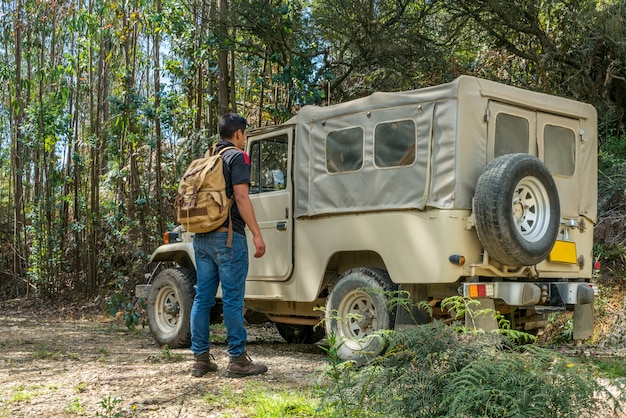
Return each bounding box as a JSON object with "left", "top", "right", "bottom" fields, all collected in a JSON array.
[{"left": 259, "top": 76, "right": 597, "bottom": 223}]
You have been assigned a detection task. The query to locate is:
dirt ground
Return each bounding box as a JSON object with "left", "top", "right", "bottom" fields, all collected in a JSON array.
[
  {"left": 2, "top": 295, "right": 626, "bottom": 417},
  {"left": 0, "top": 299, "right": 327, "bottom": 417}
]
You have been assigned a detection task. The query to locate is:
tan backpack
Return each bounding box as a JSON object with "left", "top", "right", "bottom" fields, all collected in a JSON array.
[{"left": 175, "top": 146, "right": 237, "bottom": 246}]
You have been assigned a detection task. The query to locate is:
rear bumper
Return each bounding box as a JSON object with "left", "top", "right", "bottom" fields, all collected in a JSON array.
[{"left": 459, "top": 281, "right": 595, "bottom": 307}]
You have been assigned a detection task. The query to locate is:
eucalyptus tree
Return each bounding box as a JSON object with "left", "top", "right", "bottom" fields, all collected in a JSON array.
[
  {"left": 309, "top": 0, "right": 448, "bottom": 101},
  {"left": 227, "top": 0, "right": 327, "bottom": 123}
]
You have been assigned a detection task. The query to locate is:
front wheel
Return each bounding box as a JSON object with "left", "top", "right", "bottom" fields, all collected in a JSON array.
[
  {"left": 147, "top": 268, "right": 195, "bottom": 348},
  {"left": 325, "top": 267, "right": 397, "bottom": 365}
]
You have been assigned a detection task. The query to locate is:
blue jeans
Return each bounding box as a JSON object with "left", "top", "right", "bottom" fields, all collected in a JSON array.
[{"left": 190, "top": 231, "right": 249, "bottom": 358}]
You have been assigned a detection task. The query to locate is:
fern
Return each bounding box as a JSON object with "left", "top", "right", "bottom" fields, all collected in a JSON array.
[
  {"left": 442, "top": 344, "right": 621, "bottom": 418},
  {"left": 318, "top": 324, "right": 624, "bottom": 417}
]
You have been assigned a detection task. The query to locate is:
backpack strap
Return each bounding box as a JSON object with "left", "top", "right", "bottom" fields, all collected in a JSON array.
[
  {"left": 210, "top": 145, "right": 239, "bottom": 248},
  {"left": 205, "top": 145, "right": 237, "bottom": 158},
  {"left": 225, "top": 200, "right": 233, "bottom": 248}
]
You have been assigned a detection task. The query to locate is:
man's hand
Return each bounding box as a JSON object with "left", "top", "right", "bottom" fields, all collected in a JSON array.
[{"left": 252, "top": 233, "right": 266, "bottom": 258}]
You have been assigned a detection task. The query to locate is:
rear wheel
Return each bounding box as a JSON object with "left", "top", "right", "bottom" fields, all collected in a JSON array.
[
  {"left": 275, "top": 323, "right": 326, "bottom": 344},
  {"left": 147, "top": 268, "right": 195, "bottom": 348},
  {"left": 325, "top": 267, "right": 397, "bottom": 364}
]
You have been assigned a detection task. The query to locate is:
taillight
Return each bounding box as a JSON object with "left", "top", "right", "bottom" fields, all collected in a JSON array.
[{"left": 465, "top": 283, "right": 494, "bottom": 298}]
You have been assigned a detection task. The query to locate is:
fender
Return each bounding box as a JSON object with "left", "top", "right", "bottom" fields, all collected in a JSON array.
[{"left": 150, "top": 242, "right": 196, "bottom": 271}]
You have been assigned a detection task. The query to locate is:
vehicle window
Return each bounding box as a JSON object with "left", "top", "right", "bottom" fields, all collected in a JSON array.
[
  {"left": 249, "top": 135, "right": 288, "bottom": 194},
  {"left": 326, "top": 127, "right": 364, "bottom": 173},
  {"left": 544, "top": 124, "right": 575, "bottom": 176},
  {"left": 374, "top": 120, "right": 416, "bottom": 167},
  {"left": 494, "top": 113, "right": 529, "bottom": 157}
]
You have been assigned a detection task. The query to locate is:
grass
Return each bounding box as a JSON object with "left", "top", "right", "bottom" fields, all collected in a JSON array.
[
  {"left": 203, "top": 380, "right": 319, "bottom": 417},
  {"left": 146, "top": 345, "right": 184, "bottom": 363},
  {"left": 3, "top": 384, "right": 59, "bottom": 404},
  {"left": 74, "top": 382, "right": 88, "bottom": 392},
  {"left": 33, "top": 347, "right": 80, "bottom": 360},
  {"left": 209, "top": 323, "right": 227, "bottom": 343},
  {"left": 589, "top": 356, "right": 626, "bottom": 379},
  {"left": 64, "top": 397, "right": 85, "bottom": 413}
]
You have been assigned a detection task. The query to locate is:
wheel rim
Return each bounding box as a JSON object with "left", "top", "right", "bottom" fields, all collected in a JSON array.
[
  {"left": 154, "top": 285, "right": 181, "bottom": 333},
  {"left": 512, "top": 176, "right": 551, "bottom": 242},
  {"left": 336, "top": 289, "right": 378, "bottom": 349}
]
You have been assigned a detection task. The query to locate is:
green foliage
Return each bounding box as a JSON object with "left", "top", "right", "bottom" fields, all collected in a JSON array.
[
  {"left": 204, "top": 381, "right": 318, "bottom": 417},
  {"left": 589, "top": 356, "right": 626, "bottom": 379},
  {"left": 97, "top": 395, "right": 122, "bottom": 418},
  {"left": 387, "top": 289, "right": 433, "bottom": 323},
  {"left": 441, "top": 295, "right": 537, "bottom": 343},
  {"left": 64, "top": 397, "right": 85, "bottom": 414},
  {"left": 106, "top": 275, "right": 146, "bottom": 330},
  {"left": 317, "top": 290, "right": 620, "bottom": 417},
  {"left": 146, "top": 346, "right": 183, "bottom": 363},
  {"left": 595, "top": 130, "right": 626, "bottom": 278},
  {"left": 317, "top": 324, "right": 624, "bottom": 417},
  {"left": 443, "top": 344, "right": 605, "bottom": 418},
  {"left": 316, "top": 332, "right": 363, "bottom": 416},
  {"left": 2, "top": 0, "right": 626, "bottom": 314}
]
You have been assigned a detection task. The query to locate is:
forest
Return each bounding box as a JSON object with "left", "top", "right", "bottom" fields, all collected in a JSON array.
[{"left": 1, "top": 0, "right": 625, "bottom": 302}]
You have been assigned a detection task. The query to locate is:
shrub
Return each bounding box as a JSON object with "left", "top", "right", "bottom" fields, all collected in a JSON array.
[{"left": 317, "top": 323, "right": 624, "bottom": 417}]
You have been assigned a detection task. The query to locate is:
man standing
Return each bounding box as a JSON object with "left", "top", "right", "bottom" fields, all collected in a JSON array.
[{"left": 190, "top": 113, "right": 268, "bottom": 378}]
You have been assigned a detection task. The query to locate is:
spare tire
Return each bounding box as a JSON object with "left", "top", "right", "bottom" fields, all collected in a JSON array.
[{"left": 474, "top": 153, "right": 560, "bottom": 267}]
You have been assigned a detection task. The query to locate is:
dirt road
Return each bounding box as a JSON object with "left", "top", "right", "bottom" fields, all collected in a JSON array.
[{"left": 0, "top": 300, "right": 327, "bottom": 417}]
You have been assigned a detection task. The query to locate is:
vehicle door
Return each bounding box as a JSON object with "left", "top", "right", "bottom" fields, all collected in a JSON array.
[
  {"left": 245, "top": 128, "right": 293, "bottom": 281},
  {"left": 537, "top": 113, "right": 581, "bottom": 219},
  {"left": 487, "top": 102, "right": 537, "bottom": 159}
]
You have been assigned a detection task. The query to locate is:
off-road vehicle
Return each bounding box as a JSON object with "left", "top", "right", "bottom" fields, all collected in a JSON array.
[{"left": 139, "top": 75, "right": 597, "bottom": 362}]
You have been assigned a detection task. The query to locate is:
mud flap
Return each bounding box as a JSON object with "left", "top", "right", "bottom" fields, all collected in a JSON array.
[
  {"left": 573, "top": 303, "right": 594, "bottom": 340},
  {"left": 466, "top": 297, "right": 498, "bottom": 332},
  {"left": 394, "top": 284, "right": 430, "bottom": 330}
]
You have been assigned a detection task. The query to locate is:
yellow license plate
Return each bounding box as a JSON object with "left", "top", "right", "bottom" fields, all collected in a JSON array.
[{"left": 549, "top": 240, "right": 577, "bottom": 264}]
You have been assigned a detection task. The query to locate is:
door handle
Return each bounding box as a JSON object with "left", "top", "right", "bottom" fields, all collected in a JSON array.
[{"left": 276, "top": 222, "right": 287, "bottom": 231}]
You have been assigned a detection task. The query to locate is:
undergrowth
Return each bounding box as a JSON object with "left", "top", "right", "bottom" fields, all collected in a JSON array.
[
  {"left": 316, "top": 293, "right": 626, "bottom": 417},
  {"left": 317, "top": 323, "right": 625, "bottom": 417}
]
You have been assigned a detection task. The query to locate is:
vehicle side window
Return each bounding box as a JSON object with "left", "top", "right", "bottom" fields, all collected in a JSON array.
[
  {"left": 544, "top": 124, "right": 575, "bottom": 176},
  {"left": 494, "top": 113, "right": 529, "bottom": 157},
  {"left": 326, "top": 127, "right": 364, "bottom": 173},
  {"left": 374, "top": 120, "right": 416, "bottom": 167},
  {"left": 249, "top": 135, "right": 288, "bottom": 194}
]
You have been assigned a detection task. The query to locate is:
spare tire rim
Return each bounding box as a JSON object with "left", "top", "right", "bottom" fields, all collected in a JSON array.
[{"left": 512, "top": 176, "right": 551, "bottom": 242}]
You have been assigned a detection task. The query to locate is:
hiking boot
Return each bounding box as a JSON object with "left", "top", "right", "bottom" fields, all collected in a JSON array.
[
  {"left": 226, "top": 351, "right": 268, "bottom": 378},
  {"left": 191, "top": 352, "right": 218, "bottom": 377}
]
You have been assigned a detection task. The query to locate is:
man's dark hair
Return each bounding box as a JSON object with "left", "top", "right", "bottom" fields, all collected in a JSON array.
[{"left": 219, "top": 113, "right": 247, "bottom": 139}]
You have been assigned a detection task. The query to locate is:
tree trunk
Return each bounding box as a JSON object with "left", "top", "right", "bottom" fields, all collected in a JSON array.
[
  {"left": 217, "top": 0, "right": 230, "bottom": 115},
  {"left": 11, "top": 0, "right": 26, "bottom": 286},
  {"left": 154, "top": 0, "right": 165, "bottom": 238}
]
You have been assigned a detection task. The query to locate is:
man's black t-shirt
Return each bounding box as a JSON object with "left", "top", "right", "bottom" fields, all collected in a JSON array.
[{"left": 216, "top": 140, "right": 251, "bottom": 236}]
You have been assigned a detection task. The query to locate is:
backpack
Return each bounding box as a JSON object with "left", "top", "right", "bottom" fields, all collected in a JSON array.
[{"left": 175, "top": 146, "right": 237, "bottom": 245}]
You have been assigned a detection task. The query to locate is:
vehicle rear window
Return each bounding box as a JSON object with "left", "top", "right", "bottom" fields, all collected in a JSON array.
[
  {"left": 544, "top": 124, "right": 576, "bottom": 176},
  {"left": 494, "top": 113, "right": 529, "bottom": 157},
  {"left": 326, "top": 127, "right": 364, "bottom": 173},
  {"left": 374, "top": 120, "right": 416, "bottom": 167}
]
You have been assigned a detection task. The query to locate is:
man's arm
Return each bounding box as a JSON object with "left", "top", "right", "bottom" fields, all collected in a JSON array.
[{"left": 233, "top": 183, "right": 266, "bottom": 258}]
